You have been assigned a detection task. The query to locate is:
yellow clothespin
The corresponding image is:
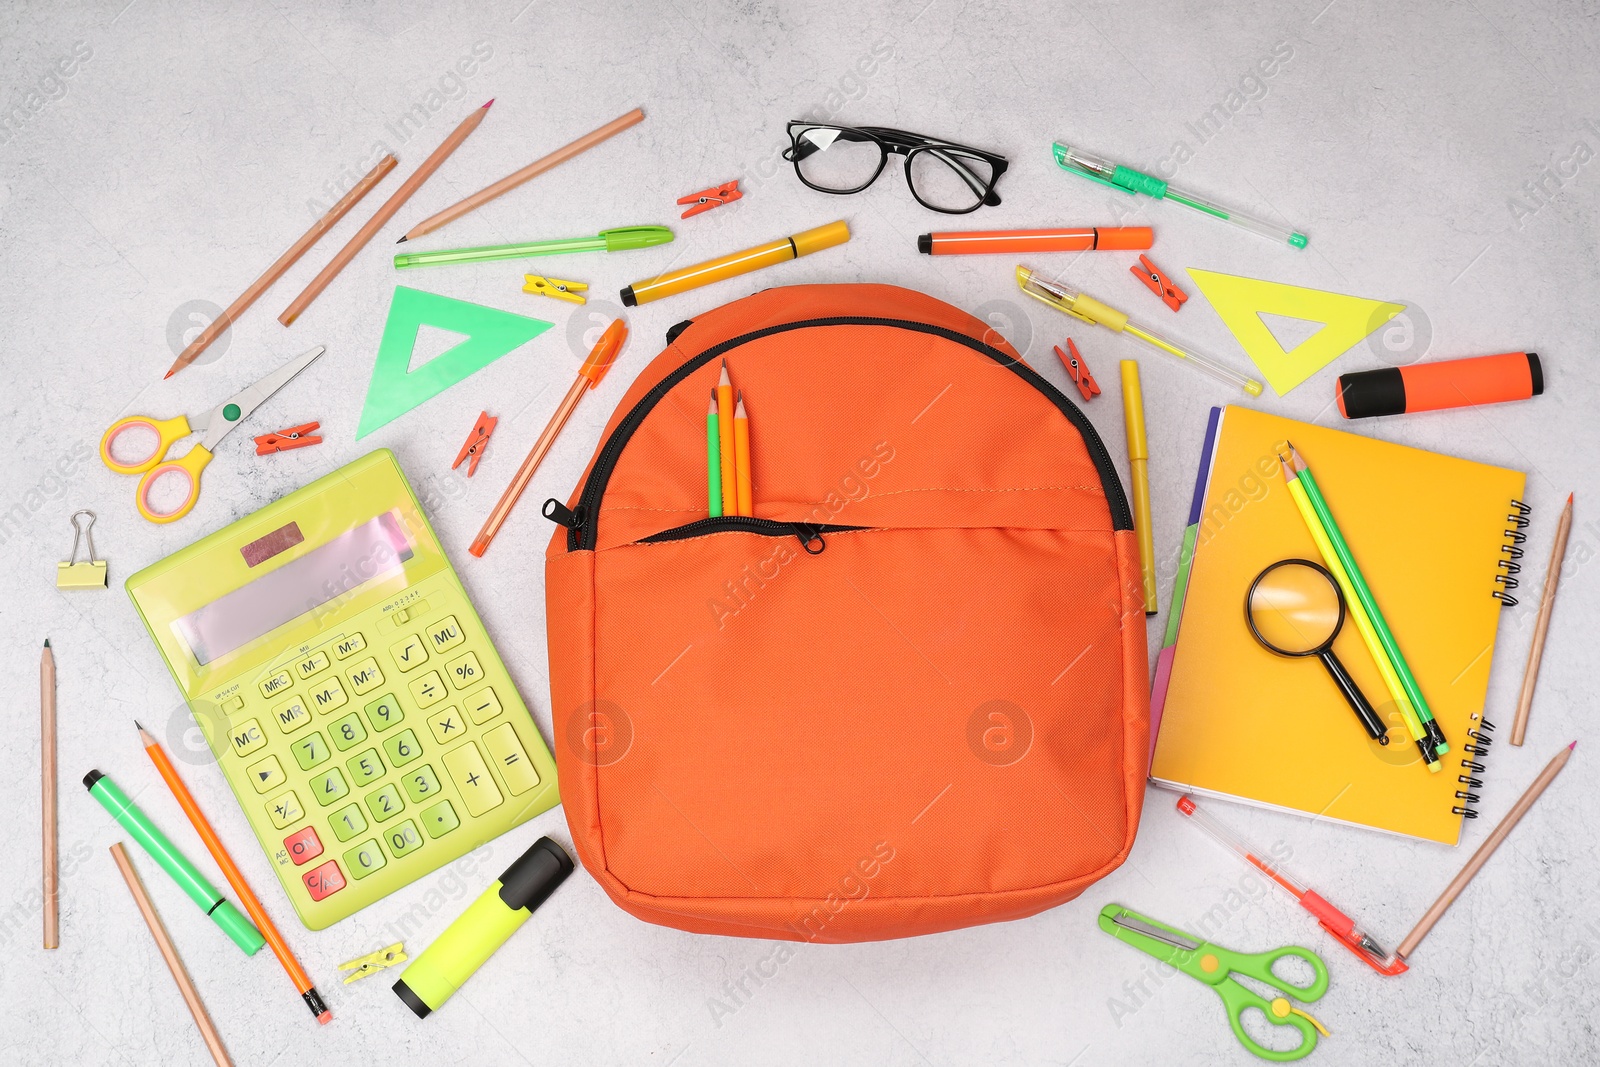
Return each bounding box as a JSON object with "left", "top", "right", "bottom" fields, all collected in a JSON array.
[
  {"left": 56, "top": 510, "right": 108, "bottom": 589},
  {"left": 522, "top": 275, "right": 589, "bottom": 304},
  {"left": 338, "top": 942, "right": 407, "bottom": 984}
]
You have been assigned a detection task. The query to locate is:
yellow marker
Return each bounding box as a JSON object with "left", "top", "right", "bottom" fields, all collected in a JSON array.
[
  {"left": 621, "top": 220, "right": 850, "bottom": 306},
  {"left": 733, "top": 390, "right": 753, "bottom": 517},
  {"left": 1017, "top": 266, "right": 1262, "bottom": 397},
  {"left": 1120, "top": 361, "right": 1158, "bottom": 614}
]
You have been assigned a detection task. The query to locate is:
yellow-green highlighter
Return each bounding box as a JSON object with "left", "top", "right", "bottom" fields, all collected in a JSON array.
[{"left": 393, "top": 837, "right": 573, "bottom": 1018}]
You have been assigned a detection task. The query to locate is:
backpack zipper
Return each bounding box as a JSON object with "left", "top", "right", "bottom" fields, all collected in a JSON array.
[
  {"left": 636, "top": 517, "right": 865, "bottom": 554},
  {"left": 561, "top": 317, "right": 1132, "bottom": 551}
]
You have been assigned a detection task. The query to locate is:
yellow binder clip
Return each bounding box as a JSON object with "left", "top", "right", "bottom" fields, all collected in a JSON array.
[
  {"left": 522, "top": 275, "right": 589, "bottom": 304},
  {"left": 339, "top": 942, "right": 407, "bottom": 984},
  {"left": 56, "top": 510, "right": 108, "bottom": 590}
]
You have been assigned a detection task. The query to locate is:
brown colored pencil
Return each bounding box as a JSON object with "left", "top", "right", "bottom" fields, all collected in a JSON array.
[
  {"left": 398, "top": 107, "right": 643, "bottom": 243},
  {"left": 164, "top": 154, "right": 397, "bottom": 378},
  {"left": 1510, "top": 492, "right": 1574, "bottom": 746},
  {"left": 279, "top": 100, "right": 493, "bottom": 326},
  {"left": 1393, "top": 741, "right": 1575, "bottom": 962},
  {"left": 109, "top": 843, "right": 234, "bottom": 1067},
  {"left": 41, "top": 639, "right": 57, "bottom": 949}
]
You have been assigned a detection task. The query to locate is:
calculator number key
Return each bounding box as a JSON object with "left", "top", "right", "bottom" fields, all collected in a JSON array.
[
  {"left": 229, "top": 719, "right": 267, "bottom": 758},
  {"left": 483, "top": 723, "right": 541, "bottom": 796},
  {"left": 303, "top": 860, "right": 345, "bottom": 901},
  {"left": 344, "top": 840, "right": 387, "bottom": 880},
  {"left": 347, "top": 748, "right": 385, "bottom": 787},
  {"left": 420, "top": 800, "right": 459, "bottom": 839},
  {"left": 330, "top": 802, "right": 368, "bottom": 842},
  {"left": 384, "top": 819, "right": 424, "bottom": 860},
  {"left": 296, "top": 651, "right": 331, "bottom": 679},
  {"left": 364, "top": 694, "right": 404, "bottom": 732},
  {"left": 266, "top": 790, "right": 304, "bottom": 829},
  {"left": 329, "top": 712, "right": 368, "bottom": 751},
  {"left": 408, "top": 671, "right": 447, "bottom": 709},
  {"left": 312, "top": 767, "right": 349, "bottom": 807},
  {"left": 283, "top": 826, "right": 323, "bottom": 866},
  {"left": 346, "top": 657, "right": 385, "bottom": 695},
  {"left": 403, "top": 764, "right": 441, "bottom": 804},
  {"left": 383, "top": 729, "right": 423, "bottom": 769},
  {"left": 445, "top": 652, "right": 482, "bottom": 690},
  {"left": 391, "top": 634, "right": 429, "bottom": 673},
  {"left": 366, "top": 784, "right": 405, "bottom": 823},
  {"left": 290, "top": 732, "right": 331, "bottom": 771},
  {"left": 442, "top": 741, "right": 503, "bottom": 817},
  {"left": 246, "top": 755, "right": 285, "bottom": 794},
  {"left": 426, "top": 615, "right": 465, "bottom": 654}
]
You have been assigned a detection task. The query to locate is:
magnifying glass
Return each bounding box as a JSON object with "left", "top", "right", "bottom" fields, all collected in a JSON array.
[{"left": 1246, "top": 559, "right": 1388, "bottom": 744}]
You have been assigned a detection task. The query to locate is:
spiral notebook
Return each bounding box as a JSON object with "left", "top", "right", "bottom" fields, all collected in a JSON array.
[{"left": 1149, "top": 406, "right": 1526, "bottom": 845}]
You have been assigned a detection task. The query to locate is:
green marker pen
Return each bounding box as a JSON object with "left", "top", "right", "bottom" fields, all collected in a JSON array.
[
  {"left": 394, "top": 837, "right": 573, "bottom": 1018},
  {"left": 394, "top": 225, "right": 674, "bottom": 269},
  {"left": 1053, "top": 142, "right": 1308, "bottom": 250},
  {"left": 84, "top": 770, "right": 264, "bottom": 956}
]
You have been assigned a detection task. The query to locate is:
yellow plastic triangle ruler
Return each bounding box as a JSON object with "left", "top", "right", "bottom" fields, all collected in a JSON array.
[{"left": 1187, "top": 269, "right": 1404, "bottom": 395}]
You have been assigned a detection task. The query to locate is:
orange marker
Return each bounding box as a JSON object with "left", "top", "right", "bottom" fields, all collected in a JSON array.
[
  {"left": 1337, "top": 352, "right": 1543, "bottom": 418},
  {"left": 733, "top": 391, "right": 752, "bottom": 517},
  {"left": 716, "top": 362, "right": 737, "bottom": 516},
  {"left": 917, "top": 226, "right": 1152, "bottom": 255},
  {"left": 136, "top": 723, "right": 331, "bottom": 1025},
  {"left": 470, "top": 319, "right": 628, "bottom": 557}
]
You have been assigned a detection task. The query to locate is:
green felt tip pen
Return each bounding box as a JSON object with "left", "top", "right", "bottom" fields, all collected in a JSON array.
[
  {"left": 393, "top": 225, "right": 674, "bottom": 269},
  {"left": 84, "top": 770, "right": 264, "bottom": 956},
  {"left": 394, "top": 837, "right": 573, "bottom": 1018},
  {"left": 1053, "top": 142, "right": 1308, "bottom": 250}
]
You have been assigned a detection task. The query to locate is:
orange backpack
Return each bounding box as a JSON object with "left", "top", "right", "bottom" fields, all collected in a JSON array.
[{"left": 545, "top": 283, "right": 1148, "bottom": 942}]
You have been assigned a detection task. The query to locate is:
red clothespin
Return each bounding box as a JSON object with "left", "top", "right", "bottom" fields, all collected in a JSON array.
[
  {"left": 1053, "top": 340, "right": 1101, "bottom": 402},
  {"left": 1131, "top": 254, "right": 1187, "bottom": 312},
  {"left": 254, "top": 422, "right": 322, "bottom": 455},
  {"left": 452, "top": 411, "right": 497, "bottom": 477},
  {"left": 677, "top": 179, "right": 742, "bottom": 219}
]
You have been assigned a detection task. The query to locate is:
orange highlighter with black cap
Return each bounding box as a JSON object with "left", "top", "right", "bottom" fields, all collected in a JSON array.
[{"left": 917, "top": 226, "right": 1152, "bottom": 255}]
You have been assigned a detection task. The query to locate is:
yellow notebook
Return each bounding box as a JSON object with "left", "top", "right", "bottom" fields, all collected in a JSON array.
[{"left": 1149, "top": 406, "right": 1526, "bottom": 844}]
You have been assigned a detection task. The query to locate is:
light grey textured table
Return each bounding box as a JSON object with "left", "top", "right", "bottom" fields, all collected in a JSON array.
[{"left": 3, "top": 2, "right": 1597, "bottom": 1064}]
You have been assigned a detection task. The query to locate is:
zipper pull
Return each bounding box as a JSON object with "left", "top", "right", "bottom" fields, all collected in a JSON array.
[
  {"left": 542, "top": 498, "right": 585, "bottom": 530},
  {"left": 793, "top": 523, "right": 827, "bottom": 554}
]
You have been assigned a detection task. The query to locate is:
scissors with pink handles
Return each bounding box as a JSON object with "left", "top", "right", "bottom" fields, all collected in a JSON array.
[{"left": 100, "top": 346, "right": 324, "bottom": 523}]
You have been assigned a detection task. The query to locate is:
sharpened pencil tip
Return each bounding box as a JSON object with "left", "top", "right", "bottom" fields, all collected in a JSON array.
[
  {"left": 134, "top": 720, "right": 143, "bottom": 731},
  {"left": 1568, "top": 492, "right": 1575, "bottom": 504},
  {"left": 396, "top": 235, "right": 407, "bottom": 244},
  {"left": 163, "top": 369, "right": 174, "bottom": 379},
  {"left": 482, "top": 98, "right": 494, "bottom": 109},
  {"left": 1570, "top": 740, "right": 1578, "bottom": 750},
  {"left": 44, "top": 638, "right": 50, "bottom": 648}
]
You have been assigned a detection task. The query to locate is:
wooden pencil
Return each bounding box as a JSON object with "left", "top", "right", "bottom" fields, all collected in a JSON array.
[
  {"left": 164, "top": 153, "right": 397, "bottom": 378},
  {"left": 109, "top": 843, "right": 234, "bottom": 1067},
  {"left": 1393, "top": 741, "right": 1575, "bottom": 962},
  {"left": 399, "top": 107, "right": 643, "bottom": 242},
  {"left": 279, "top": 100, "right": 493, "bottom": 326},
  {"left": 41, "top": 639, "right": 57, "bottom": 950},
  {"left": 1510, "top": 492, "right": 1574, "bottom": 746}
]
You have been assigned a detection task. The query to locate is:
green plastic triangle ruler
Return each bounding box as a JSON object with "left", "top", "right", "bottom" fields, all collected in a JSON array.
[
  {"left": 1187, "top": 269, "right": 1404, "bottom": 396},
  {"left": 356, "top": 286, "right": 551, "bottom": 439}
]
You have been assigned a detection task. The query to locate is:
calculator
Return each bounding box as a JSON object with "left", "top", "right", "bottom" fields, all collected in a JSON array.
[{"left": 126, "top": 450, "right": 559, "bottom": 929}]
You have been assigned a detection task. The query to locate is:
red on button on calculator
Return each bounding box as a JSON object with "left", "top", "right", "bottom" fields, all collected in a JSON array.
[
  {"left": 302, "top": 860, "right": 345, "bottom": 901},
  {"left": 284, "top": 826, "right": 324, "bottom": 866}
]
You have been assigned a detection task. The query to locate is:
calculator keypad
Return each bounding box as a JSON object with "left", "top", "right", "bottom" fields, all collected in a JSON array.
[{"left": 215, "top": 584, "right": 556, "bottom": 929}]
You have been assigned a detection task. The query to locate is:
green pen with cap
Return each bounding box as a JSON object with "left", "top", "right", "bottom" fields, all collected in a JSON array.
[
  {"left": 1052, "top": 142, "right": 1308, "bottom": 250},
  {"left": 393, "top": 225, "right": 674, "bottom": 269},
  {"left": 84, "top": 770, "right": 264, "bottom": 956}
]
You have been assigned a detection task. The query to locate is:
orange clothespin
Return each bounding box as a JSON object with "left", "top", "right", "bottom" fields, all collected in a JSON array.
[
  {"left": 453, "top": 411, "right": 497, "bottom": 477},
  {"left": 1131, "top": 254, "right": 1187, "bottom": 312},
  {"left": 1053, "top": 340, "right": 1101, "bottom": 402},
  {"left": 254, "top": 422, "right": 322, "bottom": 454},
  {"left": 677, "top": 179, "right": 742, "bottom": 219}
]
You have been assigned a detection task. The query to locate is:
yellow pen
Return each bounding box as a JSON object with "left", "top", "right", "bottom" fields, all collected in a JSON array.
[
  {"left": 621, "top": 220, "right": 850, "bottom": 306},
  {"left": 1017, "top": 266, "right": 1262, "bottom": 397},
  {"left": 1120, "top": 361, "right": 1158, "bottom": 614}
]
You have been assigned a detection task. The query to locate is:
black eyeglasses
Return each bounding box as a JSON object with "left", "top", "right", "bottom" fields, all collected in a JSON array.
[{"left": 783, "top": 122, "right": 1008, "bottom": 214}]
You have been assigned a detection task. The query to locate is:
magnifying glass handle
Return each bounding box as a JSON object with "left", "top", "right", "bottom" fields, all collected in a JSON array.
[{"left": 1319, "top": 649, "right": 1388, "bottom": 743}]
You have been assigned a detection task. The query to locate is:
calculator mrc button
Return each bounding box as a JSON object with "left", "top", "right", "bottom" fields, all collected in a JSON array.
[
  {"left": 333, "top": 632, "right": 367, "bottom": 660},
  {"left": 265, "top": 790, "right": 304, "bottom": 829},
  {"left": 346, "top": 657, "right": 385, "bottom": 695},
  {"left": 283, "top": 826, "right": 323, "bottom": 866},
  {"left": 302, "top": 860, "right": 345, "bottom": 901},
  {"left": 483, "top": 723, "right": 541, "bottom": 796},
  {"left": 259, "top": 671, "right": 293, "bottom": 698},
  {"left": 295, "top": 651, "right": 331, "bottom": 679},
  {"left": 442, "top": 742, "right": 503, "bottom": 817},
  {"left": 229, "top": 719, "right": 267, "bottom": 758},
  {"left": 391, "top": 634, "right": 428, "bottom": 673},
  {"left": 246, "top": 755, "right": 286, "bottom": 794},
  {"left": 425, "top": 615, "right": 465, "bottom": 653}
]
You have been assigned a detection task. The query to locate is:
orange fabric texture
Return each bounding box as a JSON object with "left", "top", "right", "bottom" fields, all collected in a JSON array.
[{"left": 546, "top": 284, "right": 1149, "bottom": 942}]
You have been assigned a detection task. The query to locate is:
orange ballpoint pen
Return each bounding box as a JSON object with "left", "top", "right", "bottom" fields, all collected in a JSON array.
[{"left": 470, "top": 319, "right": 628, "bottom": 557}]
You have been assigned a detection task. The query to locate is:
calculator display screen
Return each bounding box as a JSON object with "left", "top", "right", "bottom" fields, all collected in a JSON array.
[{"left": 174, "top": 511, "right": 414, "bottom": 666}]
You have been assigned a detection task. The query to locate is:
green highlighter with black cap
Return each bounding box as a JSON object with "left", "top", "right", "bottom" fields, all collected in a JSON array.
[
  {"left": 394, "top": 837, "right": 574, "bottom": 1018},
  {"left": 84, "top": 769, "right": 264, "bottom": 955}
]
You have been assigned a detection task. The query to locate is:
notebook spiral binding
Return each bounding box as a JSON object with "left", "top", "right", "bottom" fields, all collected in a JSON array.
[
  {"left": 1492, "top": 500, "right": 1532, "bottom": 606},
  {"left": 1452, "top": 712, "right": 1496, "bottom": 818}
]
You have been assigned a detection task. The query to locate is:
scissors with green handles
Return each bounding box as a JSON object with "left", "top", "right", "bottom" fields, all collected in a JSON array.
[
  {"left": 1099, "top": 904, "right": 1331, "bottom": 1062},
  {"left": 100, "top": 346, "right": 323, "bottom": 523}
]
